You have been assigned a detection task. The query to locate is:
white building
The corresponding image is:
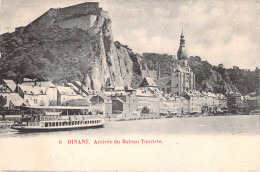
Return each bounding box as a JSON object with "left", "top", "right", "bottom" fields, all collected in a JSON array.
[
  {"left": 18, "top": 85, "right": 49, "bottom": 106},
  {"left": 136, "top": 88, "right": 160, "bottom": 114},
  {"left": 57, "top": 86, "right": 84, "bottom": 105}
]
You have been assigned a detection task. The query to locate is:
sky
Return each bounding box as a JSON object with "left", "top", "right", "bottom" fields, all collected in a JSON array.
[{"left": 0, "top": 0, "right": 259, "bottom": 70}]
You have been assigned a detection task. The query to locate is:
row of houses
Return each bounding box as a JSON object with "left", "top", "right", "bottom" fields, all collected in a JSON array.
[
  {"left": 0, "top": 77, "right": 254, "bottom": 119},
  {"left": 0, "top": 79, "right": 83, "bottom": 108},
  {"left": 136, "top": 77, "right": 228, "bottom": 116}
]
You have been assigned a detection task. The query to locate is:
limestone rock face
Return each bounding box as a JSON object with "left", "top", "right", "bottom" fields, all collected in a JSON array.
[{"left": 0, "top": 3, "right": 142, "bottom": 89}]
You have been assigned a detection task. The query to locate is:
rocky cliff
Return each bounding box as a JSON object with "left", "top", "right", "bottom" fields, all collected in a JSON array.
[
  {"left": 0, "top": 3, "right": 257, "bottom": 94},
  {"left": 0, "top": 3, "right": 142, "bottom": 90}
]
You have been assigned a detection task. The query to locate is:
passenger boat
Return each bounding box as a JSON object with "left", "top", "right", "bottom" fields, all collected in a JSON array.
[{"left": 11, "top": 106, "right": 105, "bottom": 132}]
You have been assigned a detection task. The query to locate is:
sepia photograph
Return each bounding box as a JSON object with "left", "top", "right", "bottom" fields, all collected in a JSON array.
[{"left": 0, "top": 0, "right": 259, "bottom": 171}]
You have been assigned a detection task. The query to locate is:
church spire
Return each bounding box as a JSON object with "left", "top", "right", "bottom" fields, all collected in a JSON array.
[
  {"left": 181, "top": 22, "right": 184, "bottom": 37},
  {"left": 177, "top": 26, "right": 188, "bottom": 60}
]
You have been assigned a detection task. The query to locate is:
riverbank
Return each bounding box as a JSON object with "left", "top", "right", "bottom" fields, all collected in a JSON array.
[
  {"left": 1, "top": 113, "right": 259, "bottom": 128},
  {"left": 1, "top": 114, "right": 260, "bottom": 136}
]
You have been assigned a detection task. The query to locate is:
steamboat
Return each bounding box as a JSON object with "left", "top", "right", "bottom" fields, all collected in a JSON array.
[{"left": 11, "top": 106, "right": 105, "bottom": 132}]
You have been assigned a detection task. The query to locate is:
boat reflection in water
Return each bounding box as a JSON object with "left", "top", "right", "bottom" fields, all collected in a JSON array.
[{"left": 11, "top": 106, "right": 105, "bottom": 132}]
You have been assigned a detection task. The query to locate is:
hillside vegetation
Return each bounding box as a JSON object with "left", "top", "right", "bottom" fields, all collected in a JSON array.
[
  {"left": 0, "top": 3, "right": 258, "bottom": 94},
  {"left": 140, "top": 54, "right": 259, "bottom": 95}
]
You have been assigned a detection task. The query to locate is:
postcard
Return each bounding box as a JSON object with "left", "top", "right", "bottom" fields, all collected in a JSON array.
[{"left": 0, "top": 0, "right": 260, "bottom": 171}]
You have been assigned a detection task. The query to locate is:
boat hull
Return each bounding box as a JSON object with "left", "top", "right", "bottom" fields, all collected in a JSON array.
[{"left": 11, "top": 124, "right": 104, "bottom": 132}]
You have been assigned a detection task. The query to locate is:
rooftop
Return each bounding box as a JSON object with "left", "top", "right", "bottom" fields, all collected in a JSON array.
[
  {"left": 156, "top": 77, "right": 171, "bottom": 88},
  {"left": 3, "top": 79, "right": 16, "bottom": 92},
  {"left": 19, "top": 85, "right": 46, "bottom": 95},
  {"left": 57, "top": 86, "right": 77, "bottom": 96},
  {"left": 21, "top": 81, "right": 55, "bottom": 88},
  {"left": 9, "top": 93, "right": 29, "bottom": 107},
  {"left": 139, "top": 77, "right": 158, "bottom": 88}
]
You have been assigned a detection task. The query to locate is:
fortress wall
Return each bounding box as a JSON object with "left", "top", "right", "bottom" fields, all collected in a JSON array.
[
  {"left": 15, "top": 27, "right": 24, "bottom": 34},
  {"left": 25, "top": 10, "right": 52, "bottom": 29},
  {"left": 55, "top": 15, "right": 97, "bottom": 30},
  {"left": 61, "top": 2, "right": 99, "bottom": 11},
  {"left": 58, "top": 2, "right": 100, "bottom": 20},
  {"left": 100, "top": 10, "right": 109, "bottom": 19},
  {"left": 25, "top": 3, "right": 106, "bottom": 30},
  {"left": 47, "top": 8, "right": 58, "bottom": 17}
]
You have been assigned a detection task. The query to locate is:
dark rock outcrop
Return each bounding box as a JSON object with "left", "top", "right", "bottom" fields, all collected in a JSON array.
[{"left": 0, "top": 3, "right": 142, "bottom": 89}]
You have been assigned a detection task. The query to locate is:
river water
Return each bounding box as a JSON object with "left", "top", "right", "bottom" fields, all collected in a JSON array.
[
  {"left": 1, "top": 115, "right": 260, "bottom": 137},
  {"left": 0, "top": 115, "right": 260, "bottom": 171}
]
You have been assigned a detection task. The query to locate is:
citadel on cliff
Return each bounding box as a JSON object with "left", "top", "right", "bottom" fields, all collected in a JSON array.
[{"left": 0, "top": 2, "right": 259, "bottom": 119}]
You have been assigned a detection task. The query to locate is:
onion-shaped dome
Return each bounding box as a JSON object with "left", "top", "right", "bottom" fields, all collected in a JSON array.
[{"left": 177, "top": 29, "right": 188, "bottom": 60}]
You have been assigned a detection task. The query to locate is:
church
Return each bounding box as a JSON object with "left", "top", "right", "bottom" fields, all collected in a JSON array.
[{"left": 156, "top": 29, "right": 195, "bottom": 95}]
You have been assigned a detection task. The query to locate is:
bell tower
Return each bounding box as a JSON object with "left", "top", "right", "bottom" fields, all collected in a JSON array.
[{"left": 177, "top": 27, "right": 188, "bottom": 67}]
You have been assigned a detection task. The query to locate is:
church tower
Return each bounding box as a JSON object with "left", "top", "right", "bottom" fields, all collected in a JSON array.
[
  {"left": 171, "top": 28, "right": 195, "bottom": 94},
  {"left": 177, "top": 28, "right": 188, "bottom": 67},
  {"left": 157, "top": 27, "right": 195, "bottom": 95}
]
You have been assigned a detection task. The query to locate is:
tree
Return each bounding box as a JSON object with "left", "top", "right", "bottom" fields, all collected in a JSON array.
[
  {"left": 218, "top": 64, "right": 224, "bottom": 69},
  {"left": 233, "top": 66, "right": 240, "bottom": 70},
  {"left": 142, "top": 106, "right": 149, "bottom": 114},
  {"left": 0, "top": 95, "right": 7, "bottom": 120}
]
